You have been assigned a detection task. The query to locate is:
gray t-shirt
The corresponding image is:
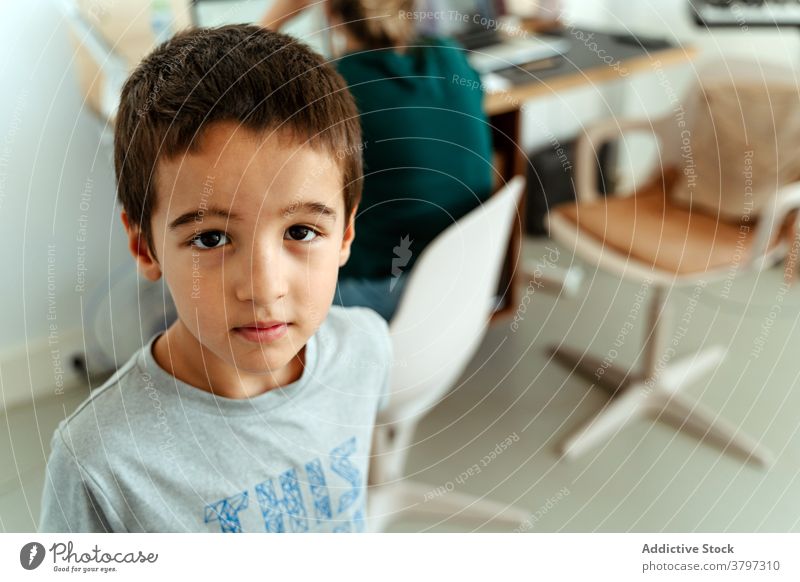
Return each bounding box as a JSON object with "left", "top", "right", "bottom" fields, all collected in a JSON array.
[{"left": 39, "top": 306, "right": 391, "bottom": 533}]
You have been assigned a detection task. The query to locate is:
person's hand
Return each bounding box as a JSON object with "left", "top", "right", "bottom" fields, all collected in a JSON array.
[{"left": 260, "top": 0, "right": 319, "bottom": 30}]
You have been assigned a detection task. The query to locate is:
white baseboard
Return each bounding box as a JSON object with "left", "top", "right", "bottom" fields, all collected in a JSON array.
[{"left": 0, "top": 328, "right": 87, "bottom": 412}]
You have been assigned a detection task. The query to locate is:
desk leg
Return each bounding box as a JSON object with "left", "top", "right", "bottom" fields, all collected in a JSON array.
[
  {"left": 490, "top": 109, "right": 527, "bottom": 182},
  {"left": 489, "top": 108, "right": 525, "bottom": 323}
]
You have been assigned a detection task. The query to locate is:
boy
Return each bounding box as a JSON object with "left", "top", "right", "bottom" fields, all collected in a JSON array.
[{"left": 39, "top": 25, "right": 392, "bottom": 533}]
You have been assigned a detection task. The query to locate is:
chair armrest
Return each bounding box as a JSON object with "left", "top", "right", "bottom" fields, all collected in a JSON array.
[
  {"left": 748, "top": 182, "right": 800, "bottom": 267},
  {"left": 574, "top": 116, "right": 669, "bottom": 204}
]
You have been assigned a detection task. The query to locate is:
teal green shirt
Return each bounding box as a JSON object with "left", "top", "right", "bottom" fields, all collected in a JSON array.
[{"left": 336, "top": 37, "right": 493, "bottom": 280}]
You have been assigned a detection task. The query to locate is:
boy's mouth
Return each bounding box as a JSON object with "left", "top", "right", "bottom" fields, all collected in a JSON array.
[{"left": 233, "top": 321, "right": 290, "bottom": 343}]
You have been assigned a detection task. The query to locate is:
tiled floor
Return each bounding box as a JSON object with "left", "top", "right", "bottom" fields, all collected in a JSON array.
[
  {"left": 4, "top": 237, "right": 800, "bottom": 532},
  {"left": 387, "top": 238, "right": 800, "bottom": 532}
]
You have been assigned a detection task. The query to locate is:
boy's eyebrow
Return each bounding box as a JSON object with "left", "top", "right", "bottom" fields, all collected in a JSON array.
[
  {"left": 168, "top": 206, "right": 241, "bottom": 230},
  {"left": 282, "top": 201, "right": 337, "bottom": 221}
]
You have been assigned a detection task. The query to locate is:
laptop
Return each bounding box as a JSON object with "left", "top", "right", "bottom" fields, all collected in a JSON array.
[{"left": 422, "top": 0, "right": 570, "bottom": 74}]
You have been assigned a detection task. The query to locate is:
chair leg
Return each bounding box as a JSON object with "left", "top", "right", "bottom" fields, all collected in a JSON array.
[
  {"left": 369, "top": 422, "right": 415, "bottom": 487},
  {"left": 653, "top": 391, "right": 773, "bottom": 467},
  {"left": 554, "top": 288, "right": 773, "bottom": 467},
  {"left": 560, "top": 381, "right": 654, "bottom": 460},
  {"left": 658, "top": 348, "right": 725, "bottom": 393},
  {"left": 549, "top": 344, "right": 633, "bottom": 394}
]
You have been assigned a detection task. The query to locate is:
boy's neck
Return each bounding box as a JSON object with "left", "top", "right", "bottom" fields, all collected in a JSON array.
[{"left": 151, "top": 320, "right": 306, "bottom": 399}]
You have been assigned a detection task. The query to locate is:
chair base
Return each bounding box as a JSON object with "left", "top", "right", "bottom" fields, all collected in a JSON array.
[
  {"left": 550, "top": 344, "right": 774, "bottom": 467},
  {"left": 368, "top": 480, "right": 531, "bottom": 532}
]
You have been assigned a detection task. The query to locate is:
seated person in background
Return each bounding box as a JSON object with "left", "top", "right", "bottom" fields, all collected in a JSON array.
[
  {"left": 263, "top": 0, "right": 494, "bottom": 321},
  {"left": 39, "top": 25, "right": 391, "bottom": 533}
]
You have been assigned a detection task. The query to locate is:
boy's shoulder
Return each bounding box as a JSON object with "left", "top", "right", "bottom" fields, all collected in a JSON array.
[
  {"left": 50, "top": 342, "right": 151, "bottom": 455},
  {"left": 322, "top": 304, "right": 389, "bottom": 337},
  {"left": 317, "top": 305, "right": 392, "bottom": 369}
]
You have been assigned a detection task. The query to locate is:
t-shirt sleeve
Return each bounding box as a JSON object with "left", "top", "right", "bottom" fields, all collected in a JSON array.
[{"left": 38, "top": 429, "right": 118, "bottom": 533}]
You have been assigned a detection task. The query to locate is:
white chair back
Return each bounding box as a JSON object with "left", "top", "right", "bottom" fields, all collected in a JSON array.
[{"left": 383, "top": 177, "right": 524, "bottom": 424}]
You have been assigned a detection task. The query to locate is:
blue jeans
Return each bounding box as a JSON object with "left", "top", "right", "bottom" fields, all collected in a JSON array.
[{"left": 334, "top": 275, "right": 409, "bottom": 322}]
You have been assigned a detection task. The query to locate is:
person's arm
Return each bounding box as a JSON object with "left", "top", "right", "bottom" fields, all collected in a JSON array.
[{"left": 260, "top": 0, "right": 318, "bottom": 30}]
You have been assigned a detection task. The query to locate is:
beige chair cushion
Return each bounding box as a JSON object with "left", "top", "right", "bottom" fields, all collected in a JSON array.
[
  {"left": 552, "top": 174, "right": 783, "bottom": 275},
  {"left": 670, "top": 60, "right": 800, "bottom": 221}
]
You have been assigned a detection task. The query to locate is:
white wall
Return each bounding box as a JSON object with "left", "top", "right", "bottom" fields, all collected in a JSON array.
[{"left": 0, "top": 1, "right": 130, "bottom": 407}]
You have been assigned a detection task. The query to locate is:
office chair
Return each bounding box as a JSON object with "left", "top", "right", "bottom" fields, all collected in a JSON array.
[
  {"left": 367, "top": 177, "right": 528, "bottom": 532},
  {"left": 546, "top": 59, "right": 800, "bottom": 466}
]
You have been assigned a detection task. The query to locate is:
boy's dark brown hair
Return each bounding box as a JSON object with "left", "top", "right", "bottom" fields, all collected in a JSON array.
[{"left": 115, "top": 24, "right": 362, "bottom": 255}]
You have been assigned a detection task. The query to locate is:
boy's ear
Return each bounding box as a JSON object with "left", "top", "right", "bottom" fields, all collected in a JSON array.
[
  {"left": 121, "top": 211, "right": 162, "bottom": 282},
  {"left": 338, "top": 205, "right": 358, "bottom": 267}
]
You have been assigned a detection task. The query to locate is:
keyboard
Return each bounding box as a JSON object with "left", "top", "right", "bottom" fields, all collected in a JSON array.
[{"left": 690, "top": 0, "right": 800, "bottom": 27}]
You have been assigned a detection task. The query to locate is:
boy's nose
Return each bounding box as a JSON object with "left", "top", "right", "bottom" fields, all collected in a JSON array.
[{"left": 232, "top": 244, "right": 289, "bottom": 307}]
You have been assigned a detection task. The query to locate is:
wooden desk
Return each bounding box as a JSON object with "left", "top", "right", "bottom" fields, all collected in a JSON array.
[{"left": 487, "top": 29, "right": 697, "bottom": 321}]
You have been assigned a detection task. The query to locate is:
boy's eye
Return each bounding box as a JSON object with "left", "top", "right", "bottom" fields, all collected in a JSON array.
[
  {"left": 285, "top": 225, "right": 319, "bottom": 242},
  {"left": 190, "top": 231, "right": 229, "bottom": 249}
]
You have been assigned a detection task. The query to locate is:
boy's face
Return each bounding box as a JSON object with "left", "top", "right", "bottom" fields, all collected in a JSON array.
[{"left": 123, "top": 121, "right": 355, "bottom": 379}]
